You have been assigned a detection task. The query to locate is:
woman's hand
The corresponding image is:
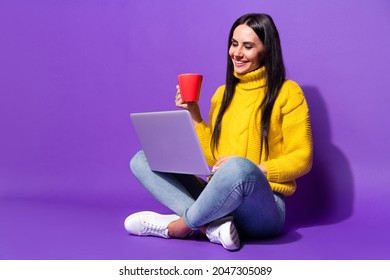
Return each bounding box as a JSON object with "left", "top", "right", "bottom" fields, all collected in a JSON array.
[
  {"left": 211, "top": 155, "right": 237, "bottom": 173},
  {"left": 175, "top": 85, "right": 202, "bottom": 125},
  {"left": 258, "top": 164, "right": 268, "bottom": 177}
]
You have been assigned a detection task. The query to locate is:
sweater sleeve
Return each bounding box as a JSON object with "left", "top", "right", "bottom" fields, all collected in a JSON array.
[
  {"left": 194, "top": 85, "right": 225, "bottom": 166},
  {"left": 262, "top": 81, "right": 313, "bottom": 183}
]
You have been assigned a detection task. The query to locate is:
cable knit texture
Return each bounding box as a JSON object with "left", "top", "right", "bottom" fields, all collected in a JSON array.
[{"left": 195, "top": 67, "right": 313, "bottom": 196}]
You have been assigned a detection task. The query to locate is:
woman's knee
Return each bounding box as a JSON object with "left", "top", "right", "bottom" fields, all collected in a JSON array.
[
  {"left": 211, "top": 157, "right": 266, "bottom": 194},
  {"left": 223, "top": 157, "right": 263, "bottom": 179},
  {"left": 129, "top": 150, "right": 147, "bottom": 175}
]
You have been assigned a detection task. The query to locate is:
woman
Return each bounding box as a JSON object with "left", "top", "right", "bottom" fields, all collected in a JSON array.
[{"left": 125, "top": 13, "right": 312, "bottom": 251}]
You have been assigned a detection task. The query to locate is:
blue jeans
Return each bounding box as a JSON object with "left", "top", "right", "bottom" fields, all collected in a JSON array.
[{"left": 130, "top": 150, "right": 285, "bottom": 238}]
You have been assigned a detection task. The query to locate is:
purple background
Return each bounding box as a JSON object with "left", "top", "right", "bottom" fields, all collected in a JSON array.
[{"left": 1, "top": 0, "right": 389, "bottom": 259}]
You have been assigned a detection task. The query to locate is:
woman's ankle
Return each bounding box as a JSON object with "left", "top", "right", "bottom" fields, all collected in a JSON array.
[
  {"left": 167, "top": 217, "right": 193, "bottom": 238},
  {"left": 198, "top": 225, "right": 207, "bottom": 235}
]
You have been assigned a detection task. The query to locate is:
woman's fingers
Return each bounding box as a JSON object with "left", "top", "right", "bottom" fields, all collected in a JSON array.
[{"left": 212, "top": 155, "right": 237, "bottom": 173}]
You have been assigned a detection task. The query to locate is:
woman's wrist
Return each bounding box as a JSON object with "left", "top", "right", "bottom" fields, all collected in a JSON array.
[{"left": 188, "top": 103, "right": 202, "bottom": 125}]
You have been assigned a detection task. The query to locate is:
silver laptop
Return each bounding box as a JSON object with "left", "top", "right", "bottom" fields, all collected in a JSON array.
[{"left": 130, "top": 110, "right": 212, "bottom": 176}]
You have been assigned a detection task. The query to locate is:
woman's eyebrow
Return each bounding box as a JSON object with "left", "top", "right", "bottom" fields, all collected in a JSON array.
[{"left": 231, "top": 38, "right": 255, "bottom": 45}]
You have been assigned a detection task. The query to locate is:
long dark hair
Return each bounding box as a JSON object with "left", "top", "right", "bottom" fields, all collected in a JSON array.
[{"left": 211, "top": 13, "right": 286, "bottom": 159}]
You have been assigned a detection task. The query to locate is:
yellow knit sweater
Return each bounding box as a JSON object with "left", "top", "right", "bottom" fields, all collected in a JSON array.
[{"left": 195, "top": 67, "right": 313, "bottom": 196}]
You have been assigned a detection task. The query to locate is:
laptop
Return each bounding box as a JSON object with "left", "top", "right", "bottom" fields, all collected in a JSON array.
[{"left": 130, "top": 110, "right": 212, "bottom": 176}]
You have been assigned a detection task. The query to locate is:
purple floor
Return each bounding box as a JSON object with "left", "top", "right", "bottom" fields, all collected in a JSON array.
[
  {"left": 1, "top": 0, "right": 390, "bottom": 262},
  {"left": 2, "top": 191, "right": 389, "bottom": 260}
]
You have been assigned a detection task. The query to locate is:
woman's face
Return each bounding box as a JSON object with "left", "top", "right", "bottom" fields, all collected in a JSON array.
[{"left": 229, "top": 24, "right": 265, "bottom": 74}]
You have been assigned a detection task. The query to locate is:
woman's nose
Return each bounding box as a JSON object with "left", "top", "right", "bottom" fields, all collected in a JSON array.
[{"left": 233, "top": 47, "right": 243, "bottom": 58}]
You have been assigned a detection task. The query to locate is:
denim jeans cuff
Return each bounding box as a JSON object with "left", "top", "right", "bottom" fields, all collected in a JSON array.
[{"left": 183, "top": 209, "right": 199, "bottom": 230}]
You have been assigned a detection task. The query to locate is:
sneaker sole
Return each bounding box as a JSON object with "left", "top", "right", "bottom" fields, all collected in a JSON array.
[{"left": 221, "top": 220, "right": 240, "bottom": 251}]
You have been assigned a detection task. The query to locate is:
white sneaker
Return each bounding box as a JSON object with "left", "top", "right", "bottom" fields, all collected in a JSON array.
[
  {"left": 124, "top": 211, "right": 180, "bottom": 239},
  {"left": 206, "top": 216, "right": 240, "bottom": 251}
]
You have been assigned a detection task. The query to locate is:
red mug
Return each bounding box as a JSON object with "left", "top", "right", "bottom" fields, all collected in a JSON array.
[{"left": 178, "top": 73, "right": 203, "bottom": 102}]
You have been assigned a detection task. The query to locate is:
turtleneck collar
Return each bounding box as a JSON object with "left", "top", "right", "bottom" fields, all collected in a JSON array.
[{"left": 234, "top": 66, "right": 266, "bottom": 90}]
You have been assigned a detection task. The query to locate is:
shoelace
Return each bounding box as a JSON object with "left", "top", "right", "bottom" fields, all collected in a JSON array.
[
  {"left": 207, "top": 221, "right": 239, "bottom": 246},
  {"left": 207, "top": 225, "right": 221, "bottom": 242},
  {"left": 141, "top": 220, "right": 167, "bottom": 236}
]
